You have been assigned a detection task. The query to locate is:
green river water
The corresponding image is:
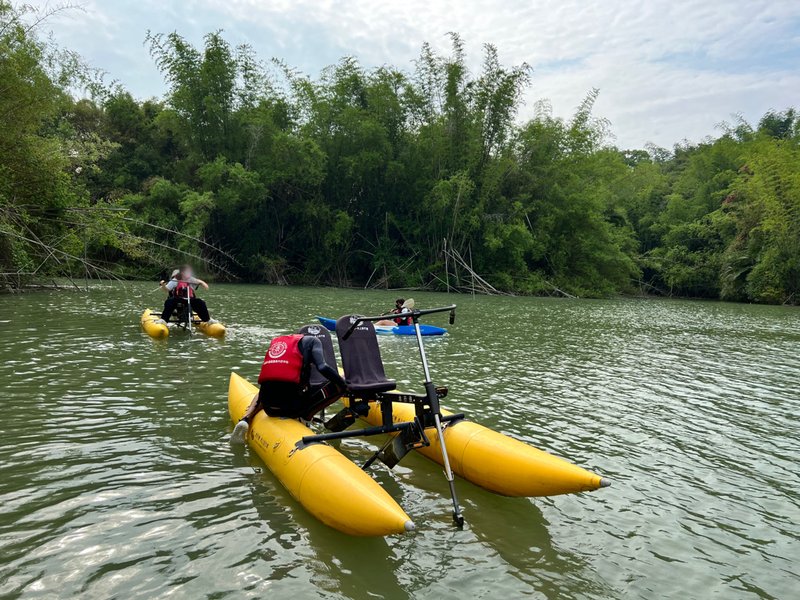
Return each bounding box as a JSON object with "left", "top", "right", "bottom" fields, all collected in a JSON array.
[{"left": 0, "top": 284, "right": 798, "bottom": 599}]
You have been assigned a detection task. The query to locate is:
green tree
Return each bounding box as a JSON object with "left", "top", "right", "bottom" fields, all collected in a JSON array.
[{"left": 0, "top": 1, "right": 130, "bottom": 286}]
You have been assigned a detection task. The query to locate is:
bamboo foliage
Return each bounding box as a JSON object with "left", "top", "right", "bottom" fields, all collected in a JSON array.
[{"left": 2, "top": 3, "right": 799, "bottom": 303}]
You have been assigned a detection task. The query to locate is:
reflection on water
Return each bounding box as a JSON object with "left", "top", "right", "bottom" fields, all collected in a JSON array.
[{"left": 0, "top": 284, "right": 798, "bottom": 599}]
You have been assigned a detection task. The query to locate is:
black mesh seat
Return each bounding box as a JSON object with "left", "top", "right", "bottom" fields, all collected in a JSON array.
[
  {"left": 335, "top": 315, "right": 396, "bottom": 395},
  {"left": 297, "top": 324, "right": 338, "bottom": 388},
  {"left": 170, "top": 298, "right": 190, "bottom": 324}
]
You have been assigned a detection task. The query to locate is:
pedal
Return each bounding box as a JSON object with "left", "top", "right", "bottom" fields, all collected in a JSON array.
[
  {"left": 414, "top": 418, "right": 430, "bottom": 447},
  {"left": 324, "top": 408, "right": 356, "bottom": 432},
  {"left": 377, "top": 435, "right": 410, "bottom": 469},
  {"left": 436, "top": 386, "right": 448, "bottom": 398},
  {"left": 377, "top": 418, "right": 429, "bottom": 468}
]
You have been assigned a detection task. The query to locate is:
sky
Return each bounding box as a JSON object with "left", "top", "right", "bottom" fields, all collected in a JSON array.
[{"left": 29, "top": 0, "right": 800, "bottom": 149}]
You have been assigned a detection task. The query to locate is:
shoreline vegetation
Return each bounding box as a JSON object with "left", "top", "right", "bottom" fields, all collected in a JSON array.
[
  {"left": 6, "top": 279, "right": 798, "bottom": 310},
  {"left": 1, "top": 2, "right": 798, "bottom": 304}
]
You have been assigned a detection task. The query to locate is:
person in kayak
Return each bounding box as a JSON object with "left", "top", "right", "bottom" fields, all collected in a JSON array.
[
  {"left": 376, "top": 298, "right": 412, "bottom": 326},
  {"left": 230, "top": 333, "right": 347, "bottom": 442},
  {"left": 158, "top": 264, "right": 216, "bottom": 323}
]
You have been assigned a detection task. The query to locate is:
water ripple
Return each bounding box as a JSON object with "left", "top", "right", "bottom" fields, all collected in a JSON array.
[{"left": 0, "top": 288, "right": 798, "bottom": 599}]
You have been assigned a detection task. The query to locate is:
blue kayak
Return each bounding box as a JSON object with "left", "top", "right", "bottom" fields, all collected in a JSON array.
[{"left": 316, "top": 316, "right": 447, "bottom": 337}]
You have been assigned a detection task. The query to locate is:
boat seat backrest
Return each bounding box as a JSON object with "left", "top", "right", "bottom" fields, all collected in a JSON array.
[
  {"left": 335, "top": 315, "right": 396, "bottom": 395},
  {"left": 297, "top": 324, "right": 338, "bottom": 388}
]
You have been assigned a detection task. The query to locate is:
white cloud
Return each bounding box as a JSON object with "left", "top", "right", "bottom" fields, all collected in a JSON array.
[{"left": 29, "top": 0, "right": 800, "bottom": 148}]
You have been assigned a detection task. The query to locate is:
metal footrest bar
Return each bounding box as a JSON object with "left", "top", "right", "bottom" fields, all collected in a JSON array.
[{"left": 299, "top": 420, "right": 417, "bottom": 448}]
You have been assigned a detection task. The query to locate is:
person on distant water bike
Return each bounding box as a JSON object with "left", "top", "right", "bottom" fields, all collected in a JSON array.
[
  {"left": 158, "top": 264, "right": 216, "bottom": 324},
  {"left": 230, "top": 334, "right": 347, "bottom": 443},
  {"left": 162, "top": 269, "right": 179, "bottom": 296},
  {"left": 376, "top": 298, "right": 412, "bottom": 327}
]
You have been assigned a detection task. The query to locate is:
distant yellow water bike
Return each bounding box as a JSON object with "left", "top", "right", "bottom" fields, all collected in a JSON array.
[{"left": 141, "top": 282, "right": 225, "bottom": 339}]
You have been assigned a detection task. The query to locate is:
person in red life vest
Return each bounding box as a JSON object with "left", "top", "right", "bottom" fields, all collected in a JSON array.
[
  {"left": 230, "top": 333, "right": 347, "bottom": 443},
  {"left": 392, "top": 298, "right": 413, "bottom": 326},
  {"left": 376, "top": 298, "right": 412, "bottom": 326},
  {"left": 157, "top": 264, "right": 217, "bottom": 324}
]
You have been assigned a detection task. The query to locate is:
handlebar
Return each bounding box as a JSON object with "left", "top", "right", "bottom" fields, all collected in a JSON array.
[{"left": 342, "top": 305, "right": 456, "bottom": 340}]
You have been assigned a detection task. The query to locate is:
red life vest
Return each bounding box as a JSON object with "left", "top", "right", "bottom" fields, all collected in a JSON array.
[
  {"left": 258, "top": 334, "right": 305, "bottom": 385},
  {"left": 392, "top": 309, "right": 412, "bottom": 326},
  {"left": 174, "top": 280, "right": 195, "bottom": 300}
]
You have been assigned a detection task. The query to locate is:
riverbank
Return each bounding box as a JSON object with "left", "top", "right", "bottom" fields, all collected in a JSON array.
[{"left": 5, "top": 276, "right": 799, "bottom": 309}]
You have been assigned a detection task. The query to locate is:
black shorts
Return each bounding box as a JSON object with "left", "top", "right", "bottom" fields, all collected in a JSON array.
[{"left": 259, "top": 381, "right": 343, "bottom": 419}]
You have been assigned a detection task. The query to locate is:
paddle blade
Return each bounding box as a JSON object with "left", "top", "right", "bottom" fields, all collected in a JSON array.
[{"left": 402, "top": 298, "right": 415, "bottom": 310}]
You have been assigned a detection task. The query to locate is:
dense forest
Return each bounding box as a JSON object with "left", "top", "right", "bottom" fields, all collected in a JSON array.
[{"left": 2, "top": 2, "right": 798, "bottom": 303}]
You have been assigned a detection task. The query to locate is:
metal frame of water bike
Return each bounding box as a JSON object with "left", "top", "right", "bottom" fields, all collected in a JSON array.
[
  {"left": 299, "top": 304, "right": 466, "bottom": 528},
  {"left": 168, "top": 285, "right": 197, "bottom": 334}
]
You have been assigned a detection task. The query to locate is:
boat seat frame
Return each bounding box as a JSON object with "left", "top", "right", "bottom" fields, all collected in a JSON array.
[
  {"left": 299, "top": 396, "right": 464, "bottom": 471},
  {"left": 166, "top": 298, "right": 199, "bottom": 329},
  {"left": 300, "top": 315, "right": 463, "bottom": 469}
]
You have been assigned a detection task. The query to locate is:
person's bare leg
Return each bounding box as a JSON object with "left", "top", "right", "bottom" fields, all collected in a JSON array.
[
  {"left": 242, "top": 393, "right": 260, "bottom": 421},
  {"left": 231, "top": 393, "right": 259, "bottom": 444}
]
